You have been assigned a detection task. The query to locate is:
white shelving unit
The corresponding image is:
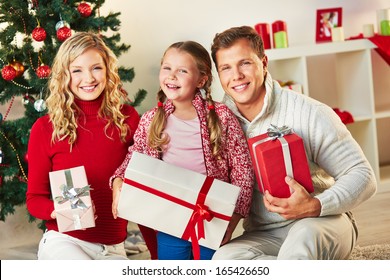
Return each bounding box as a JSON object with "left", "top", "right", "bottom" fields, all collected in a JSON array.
[{"left": 266, "top": 39, "right": 390, "bottom": 193}]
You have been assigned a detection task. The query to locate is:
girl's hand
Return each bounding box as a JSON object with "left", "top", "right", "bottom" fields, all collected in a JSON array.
[
  {"left": 112, "top": 177, "right": 124, "bottom": 219},
  {"left": 220, "top": 212, "right": 242, "bottom": 245}
]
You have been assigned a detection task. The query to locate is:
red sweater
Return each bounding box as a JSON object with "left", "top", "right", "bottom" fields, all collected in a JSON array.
[{"left": 26, "top": 95, "right": 140, "bottom": 245}]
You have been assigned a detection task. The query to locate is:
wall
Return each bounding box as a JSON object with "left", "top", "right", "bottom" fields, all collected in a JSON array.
[{"left": 100, "top": 0, "right": 388, "bottom": 114}]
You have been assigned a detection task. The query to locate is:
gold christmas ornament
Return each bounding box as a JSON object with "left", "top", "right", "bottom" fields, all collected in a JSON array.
[{"left": 10, "top": 60, "right": 25, "bottom": 78}]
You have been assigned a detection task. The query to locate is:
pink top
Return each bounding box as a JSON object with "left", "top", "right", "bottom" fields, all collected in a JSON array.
[
  {"left": 162, "top": 114, "right": 206, "bottom": 175},
  {"left": 111, "top": 93, "right": 254, "bottom": 217}
]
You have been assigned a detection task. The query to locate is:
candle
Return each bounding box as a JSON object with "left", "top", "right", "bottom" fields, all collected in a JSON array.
[
  {"left": 377, "top": 9, "right": 390, "bottom": 35},
  {"left": 272, "top": 20, "right": 288, "bottom": 48},
  {"left": 331, "top": 27, "right": 344, "bottom": 42},
  {"left": 255, "top": 23, "right": 271, "bottom": 49},
  {"left": 363, "top": 24, "right": 375, "bottom": 38}
]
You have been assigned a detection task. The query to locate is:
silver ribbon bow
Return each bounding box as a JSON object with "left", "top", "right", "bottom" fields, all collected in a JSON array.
[
  {"left": 267, "top": 124, "right": 293, "bottom": 140},
  {"left": 251, "top": 124, "right": 294, "bottom": 195},
  {"left": 54, "top": 184, "right": 91, "bottom": 209}
]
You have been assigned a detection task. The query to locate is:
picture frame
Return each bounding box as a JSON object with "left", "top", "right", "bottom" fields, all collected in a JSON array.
[{"left": 316, "top": 7, "right": 343, "bottom": 43}]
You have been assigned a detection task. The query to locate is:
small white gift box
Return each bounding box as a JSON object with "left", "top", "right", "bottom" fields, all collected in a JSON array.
[{"left": 49, "top": 166, "right": 95, "bottom": 232}]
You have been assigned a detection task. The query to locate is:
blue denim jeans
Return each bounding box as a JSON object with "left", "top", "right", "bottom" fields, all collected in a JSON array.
[{"left": 157, "top": 231, "right": 215, "bottom": 260}]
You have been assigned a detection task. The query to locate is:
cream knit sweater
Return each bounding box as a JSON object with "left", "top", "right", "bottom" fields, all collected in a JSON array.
[{"left": 223, "top": 73, "right": 377, "bottom": 231}]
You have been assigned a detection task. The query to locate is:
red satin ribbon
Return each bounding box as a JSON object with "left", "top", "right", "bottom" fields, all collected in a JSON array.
[
  {"left": 181, "top": 176, "right": 214, "bottom": 260},
  {"left": 123, "top": 176, "right": 230, "bottom": 259}
]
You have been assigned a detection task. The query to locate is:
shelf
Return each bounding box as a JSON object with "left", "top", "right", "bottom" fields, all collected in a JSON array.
[
  {"left": 266, "top": 39, "right": 376, "bottom": 61},
  {"left": 379, "top": 165, "right": 390, "bottom": 193},
  {"left": 266, "top": 39, "right": 388, "bottom": 191},
  {"left": 376, "top": 117, "right": 390, "bottom": 169},
  {"left": 375, "top": 110, "right": 390, "bottom": 119},
  {"left": 353, "top": 115, "right": 375, "bottom": 122}
]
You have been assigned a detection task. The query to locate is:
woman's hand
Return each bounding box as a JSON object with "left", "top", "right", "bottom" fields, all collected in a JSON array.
[{"left": 112, "top": 177, "right": 124, "bottom": 219}]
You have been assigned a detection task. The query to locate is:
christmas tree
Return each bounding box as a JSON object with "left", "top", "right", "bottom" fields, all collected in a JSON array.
[{"left": 0, "top": 0, "right": 146, "bottom": 224}]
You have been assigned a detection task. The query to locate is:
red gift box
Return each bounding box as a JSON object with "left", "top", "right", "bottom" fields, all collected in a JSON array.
[{"left": 248, "top": 125, "right": 313, "bottom": 198}]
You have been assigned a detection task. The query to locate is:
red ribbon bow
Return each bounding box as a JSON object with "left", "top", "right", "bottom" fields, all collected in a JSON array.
[
  {"left": 182, "top": 202, "right": 214, "bottom": 260},
  {"left": 123, "top": 175, "right": 230, "bottom": 260},
  {"left": 181, "top": 177, "right": 214, "bottom": 259}
]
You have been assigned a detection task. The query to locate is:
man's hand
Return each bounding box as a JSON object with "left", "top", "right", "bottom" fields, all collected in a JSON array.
[
  {"left": 112, "top": 177, "right": 123, "bottom": 219},
  {"left": 263, "top": 176, "right": 321, "bottom": 219}
]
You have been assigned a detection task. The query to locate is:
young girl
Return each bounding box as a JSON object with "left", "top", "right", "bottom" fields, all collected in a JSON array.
[
  {"left": 111, "top": 41, "right": 254, "bottom": 260},
  {"left": 26, "top": 32, "right": 155, "bottom": 259}
]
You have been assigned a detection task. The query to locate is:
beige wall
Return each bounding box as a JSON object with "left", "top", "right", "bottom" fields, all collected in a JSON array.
[{"left": 100, "top": 0, "right": 388, "bottom": 114}]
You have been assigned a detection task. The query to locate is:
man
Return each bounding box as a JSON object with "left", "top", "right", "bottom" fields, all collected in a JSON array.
[{"left": 210, "top": 26, "right": 377, "bottom": 260}]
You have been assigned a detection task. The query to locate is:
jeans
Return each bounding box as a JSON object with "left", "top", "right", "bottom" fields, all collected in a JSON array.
[{"left": 157, "top": 231, "right": 215, "bottom": 260}]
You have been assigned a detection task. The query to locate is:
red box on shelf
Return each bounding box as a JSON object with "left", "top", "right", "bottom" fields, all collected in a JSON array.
[{"left": 248, "top": 128, "right": 313, "bottom": 198}]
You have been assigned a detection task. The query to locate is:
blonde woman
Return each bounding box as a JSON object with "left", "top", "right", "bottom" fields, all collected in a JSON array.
[
  {"left": 111, "top": 41, "right": 254, "bottom": 260},
  {"left": 26, "top": 32, "right": 149, "bottom": 259}
]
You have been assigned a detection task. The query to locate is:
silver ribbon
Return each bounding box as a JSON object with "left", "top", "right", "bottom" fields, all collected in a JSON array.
[
  {"left": 251, "top": 124, "right": 294, "bottom": 195},
  {"left": 267, "top": 124, "right": 293, "bottom": 139},
  {"left": 54, "top": 169, "right": 91, "bottom": 210},
  {"left": 55, "top": 184, "right": 91, "bottom": 209}
]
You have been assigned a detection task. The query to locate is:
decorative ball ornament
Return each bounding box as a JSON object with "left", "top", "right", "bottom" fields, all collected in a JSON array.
[
  {"left": 34, "top": 99, "right": 47, "bottom": 112},
  {"left": 32, "top": 26, "right": 47, "bottom": 42},
  {"left": 57, "top": 26, "right": 72, "bottom": 41},
  {"left": 36, "top": 64, "right": 51, "bottom": 78},
  {"left": 22, "top": 94, "right": 33, "bottom": 105},
  {"left": 1, "top": 65, "right": 17, "bottom": 81},
  {"left": 10, "top": 60, "right": 25, "bottom": 78},
  {"left": 77, "top": 2, "right": 92, "bottom": 17},
  {"left": 55, "top": 20, "right": 70, "bottom": 31}
]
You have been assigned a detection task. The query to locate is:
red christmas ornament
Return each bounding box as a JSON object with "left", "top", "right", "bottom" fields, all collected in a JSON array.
[
  {"left": 36, "top": 64, "right": 51, "bottom": 78},
  {"left": 57, "top": 26, "right": 72, "bottom": 41},
  {"left": 32, "top": 26, "right": 47, "bottom": 42},
  {"left": 78, "top": 2, "right": 92, "bottom": 17},
  {"left": 10, "top": 60, "right": 25, "bottom": 78},
  {"left": 1, "top": 65, "right": 17, "bottom": 81}
]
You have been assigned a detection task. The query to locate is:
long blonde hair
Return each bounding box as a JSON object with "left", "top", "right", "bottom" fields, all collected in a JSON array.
[
  {"left": 148, "top": 41, "right": 222, "bottom": 157},
  {"left": 46, "top": 32, "right": 128, "bottom": 145}
]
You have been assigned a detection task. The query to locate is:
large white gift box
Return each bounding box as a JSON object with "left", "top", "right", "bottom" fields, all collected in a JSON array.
[{"left": 117, "top": 152, "right": 241, "bottom": 258}]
